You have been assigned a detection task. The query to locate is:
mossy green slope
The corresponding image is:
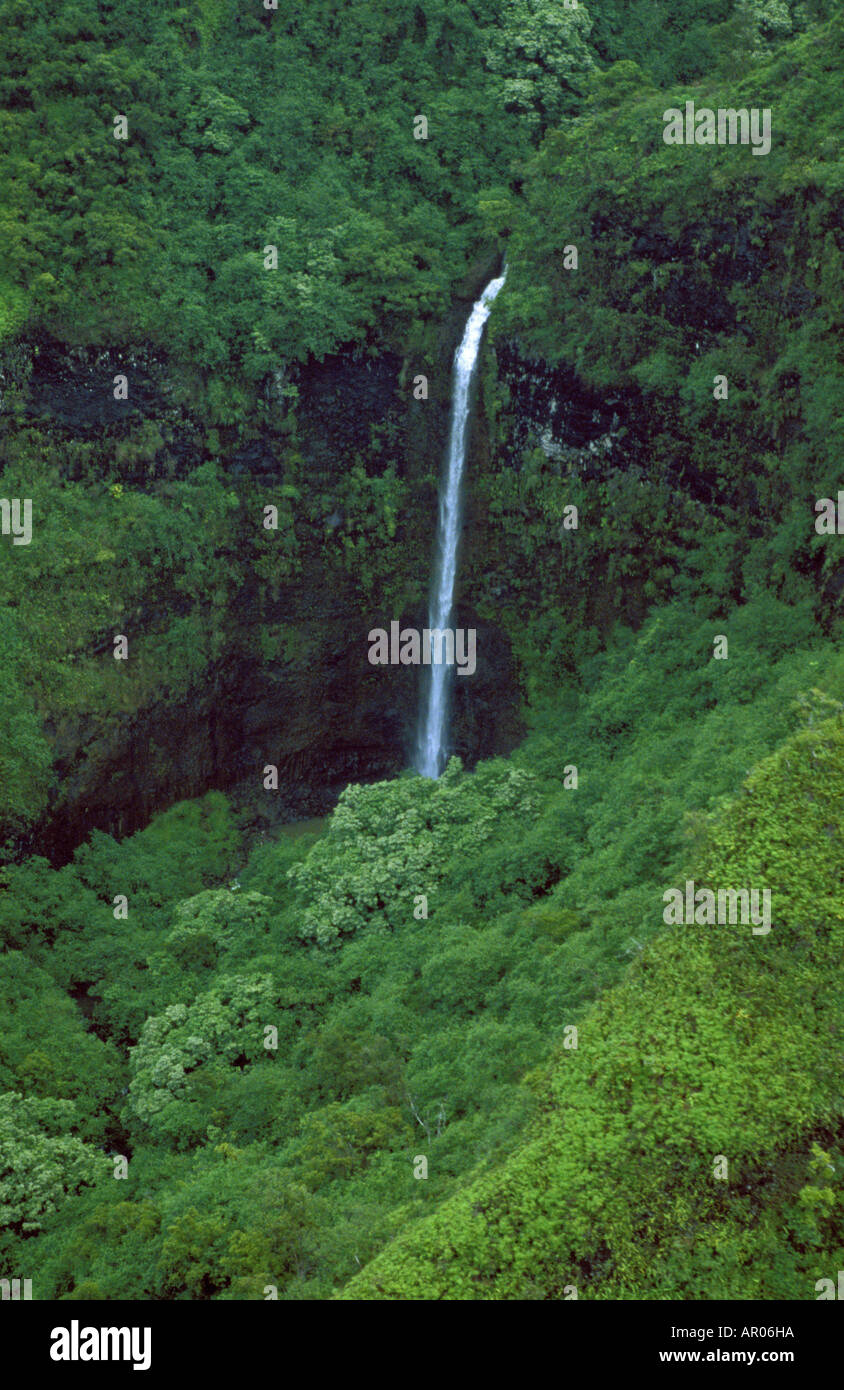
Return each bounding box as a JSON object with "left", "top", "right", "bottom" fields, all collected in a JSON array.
[{"left": 342, "top": 719, "right": 844, "bottom": 1298}]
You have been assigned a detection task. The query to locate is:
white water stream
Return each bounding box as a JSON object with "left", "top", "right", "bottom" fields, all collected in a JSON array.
[{"left": 416, "top": 269, "right": 506, "bottom": 778}]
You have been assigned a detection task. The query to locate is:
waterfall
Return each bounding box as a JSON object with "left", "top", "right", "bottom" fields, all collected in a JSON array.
[{"left": 415, "top": 269, "right": 507, "bottom": 778}]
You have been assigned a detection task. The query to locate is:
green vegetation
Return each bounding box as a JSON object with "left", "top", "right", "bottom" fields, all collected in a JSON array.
[
  {"left": 3, "top": 603, "right": 843, "bottom": 1297},
  {"left": 345, "top": 713, "right": 844, "bottom": 1299},
  {"left": 473, "top": 7, "right": 844, "bottom": 683},
  {"left": 1, "top": 0, "right": 555, "bottom": 372},
  {"left": 1, "top": 0, "right": 843, "bottom": 1301}
]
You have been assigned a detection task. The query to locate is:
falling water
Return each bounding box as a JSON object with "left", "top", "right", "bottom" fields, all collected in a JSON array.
[{"left": 416, "top": 269, "right": 507, "bottom": 778}]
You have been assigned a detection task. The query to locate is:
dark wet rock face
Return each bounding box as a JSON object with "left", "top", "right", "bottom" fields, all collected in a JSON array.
[
  {"left": 15, "top": 322, "right": 525, "bottom": 864},
  {"left": 493, "top": 340, "right": 633, "bottom": 465},
  {"left": 25, "top": 339, "right": 170, "bottom": 431},
  {"left": 295, "top": 349, "right": 405, "bottom": 476}
]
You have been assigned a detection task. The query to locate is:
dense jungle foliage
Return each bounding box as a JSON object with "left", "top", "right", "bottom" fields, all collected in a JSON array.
[{"left": 1, "top": 0, "right": 842, "bottom": 1300}]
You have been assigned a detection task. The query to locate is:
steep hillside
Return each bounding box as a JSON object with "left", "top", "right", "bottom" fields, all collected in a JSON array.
[
  {"left": 6, "top": 603, "right": 843, "bottom": 1299},
  {"left": 343, "top": 717, "right": 844, "bottom": 1298},
  {"left": 1, "top": 0, "right": 842, "bottom": 1309}
]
